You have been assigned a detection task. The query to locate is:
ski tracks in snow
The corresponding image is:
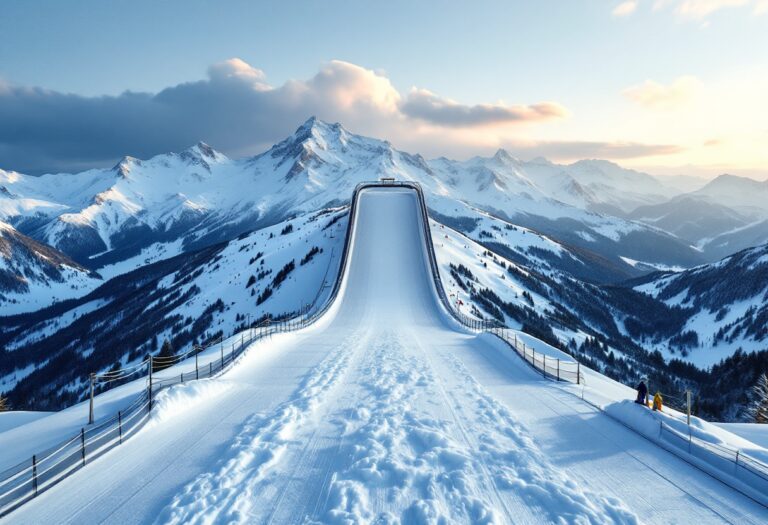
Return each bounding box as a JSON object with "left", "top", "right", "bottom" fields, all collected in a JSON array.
[
  {"left": 437, "top": 349, "right": 641, "bottom": 525},
  {"left": 154, "top": 332, "right": 361, "bottom": 525}
]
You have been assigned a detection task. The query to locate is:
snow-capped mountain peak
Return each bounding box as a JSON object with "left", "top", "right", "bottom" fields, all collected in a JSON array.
[
  {"left": 112, "top": 156, "right": 141, "bottom": 179},
  {"left": 492, "top": 148, "right": 519, "bottom": 165},
  {"left": 268, "top": 117, "right": 353, "bottom": 163}
]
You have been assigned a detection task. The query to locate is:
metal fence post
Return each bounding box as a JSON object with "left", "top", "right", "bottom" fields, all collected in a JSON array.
[
  {"left": 195, "top": 348, "right": 199, "bottom": 380},
  {"left": 80, "top": 428, "right": 86, "bottom": 466},
  {"left": 686, "top": 390, "right": 691, "bottom": 426},
  {"left": 32, "top": 455, "right": 38, "bottom": 497},
  {"left": 88, "top": 373, "right": 95, "bottom": 425},
  {"left": 577, "top": 361, "right": 581, "bottom": 385},
  {"left": 118, "top": 410, "right": 123, "bottom": 445},
  {"left": 543, "top": 355, "right": 547, "bottom": 377},
  {"left": 557, "top": 359, "right": 560, "bottom": 381},
  {"left": 221, "top": 340, "right": 224, "bottom": 369}
]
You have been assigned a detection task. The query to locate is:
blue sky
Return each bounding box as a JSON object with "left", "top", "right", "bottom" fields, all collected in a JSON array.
[{"left": 0, "top": 0, "right": 766, "bottom": 176}]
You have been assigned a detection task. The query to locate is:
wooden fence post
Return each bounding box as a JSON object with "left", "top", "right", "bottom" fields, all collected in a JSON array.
[
  {"left": 88, "top": 373, "right": 95, "bottom": 425},
  {"left": 80, "top": 428, "right": 86, "bottom": 466},
  {"left": 148, "top": 356, "right": 153, "bottom": 412},
  {"left": 32, "top": 455, "right": 38, "bottom": 496}
]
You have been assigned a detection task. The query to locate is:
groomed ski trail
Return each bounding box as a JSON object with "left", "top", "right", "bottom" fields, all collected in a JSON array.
[{"left": 7, "top": 187, "right": 768, "bottom": 525}]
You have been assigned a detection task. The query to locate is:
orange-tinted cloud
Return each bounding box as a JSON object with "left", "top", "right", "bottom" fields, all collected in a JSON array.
[
  {"left": 401, "top": 88, "right": 568, "bottom": 127},
  {"left": 623, "top": 76, "right": 701, "bottom": 109}
]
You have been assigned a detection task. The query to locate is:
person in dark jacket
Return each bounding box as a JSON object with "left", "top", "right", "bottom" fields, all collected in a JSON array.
[{"left": 636, "top": 380, "right": 648, "bottom": 406}]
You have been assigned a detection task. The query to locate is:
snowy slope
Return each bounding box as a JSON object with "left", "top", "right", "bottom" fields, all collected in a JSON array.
[
  {"left": 4, "top": 186, "right": 766, "bottom": 524},
  {"left": 565, "top": 159, "right": 676, "bottom": 212},
  {"left": 0, "top": 221, "right": 100, "bottom": 314},
  {"left": 628, "top": 192, "right": 768, "bottom": 260},
  {"left": 623, "top": 174, "right": 768, "bottom": 260},
  {"left": 0, "top": 207, "right": 347, "bottom": 409},
  {"left": 633, "top": 243, "right": 768, "bottom": 368},
  {"left": 690, "top": 174, "right": 768, "bottom": 218}
]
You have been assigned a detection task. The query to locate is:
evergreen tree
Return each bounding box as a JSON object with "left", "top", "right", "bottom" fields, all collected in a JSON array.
[
  {"left": 747, "top": 373, "right": 768, "bottom": 423},
  {"left": 160, "top": 338, "right": 173, "bottom": 356},
  {"left": 154, "top": 339, "right": 175, "bottom": 372},
  {"left": 0, "top": 395, "right": 8, "bottom": 411}
]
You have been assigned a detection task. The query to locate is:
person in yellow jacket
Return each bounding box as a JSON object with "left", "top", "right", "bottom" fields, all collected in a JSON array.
[{"left": 652, "top": 392, "right": 663, "bottom": 411}]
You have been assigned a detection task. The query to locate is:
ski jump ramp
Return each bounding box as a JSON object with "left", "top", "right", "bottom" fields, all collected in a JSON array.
[{"left": 6, "top": 184, "right": 768, "bottom": 524}]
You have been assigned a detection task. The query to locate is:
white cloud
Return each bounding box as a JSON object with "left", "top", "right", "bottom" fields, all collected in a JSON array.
[
  {"left": 613, "top": 1, "right": 639, "bottom": 17},
  {"left": 677, "top": 0, "right": 749, "bottom": 18},
  {"left": 618, "top": 0, "right": 767, "bottom": 18},
  {"left": 754, "top": 0, "right": 768, "bottom": 13}
]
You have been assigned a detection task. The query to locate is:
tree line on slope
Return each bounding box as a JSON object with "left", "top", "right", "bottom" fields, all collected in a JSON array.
[{"left": 452, "top": 252, "right": 768, "bottom": 422}]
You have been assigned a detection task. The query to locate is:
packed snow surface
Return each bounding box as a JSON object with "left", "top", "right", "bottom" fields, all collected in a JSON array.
[{"left": 5, "top": 188, "right": 767, "bottom": 524}]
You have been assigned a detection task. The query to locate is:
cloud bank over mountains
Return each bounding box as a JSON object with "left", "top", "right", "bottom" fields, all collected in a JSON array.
[
  {"left": 0, "top": 59, "right": 568, "bottom": 173},
  {"left": 0, "top": 58, "right": 682, "bottom": 174}
]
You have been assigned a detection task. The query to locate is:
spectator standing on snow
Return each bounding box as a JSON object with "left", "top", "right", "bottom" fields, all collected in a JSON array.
[
  {"left": 636, "top": 380, "right": 648, "bottom": 406},
  {"left": 653, "top": 392, "right": 663, "bottom": 411}
]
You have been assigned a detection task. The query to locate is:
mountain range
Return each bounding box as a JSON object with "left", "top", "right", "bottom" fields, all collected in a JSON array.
[{"left": 2, "top": 118, "right": 762, "bottom": 294}]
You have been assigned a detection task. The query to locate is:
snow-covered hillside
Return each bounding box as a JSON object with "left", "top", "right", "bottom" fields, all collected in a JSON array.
[
  {"left": 628, "top": 174, "right": 768, "bottom": 260},
  {"left": 635, "top": 243, "right": 768, "bottom": 367},
  {"left": 0, "top": 221, "right": 100, "bottom": 314},
  {"left": 0, "top": 206, "right": 348, "bottom": 409}
]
